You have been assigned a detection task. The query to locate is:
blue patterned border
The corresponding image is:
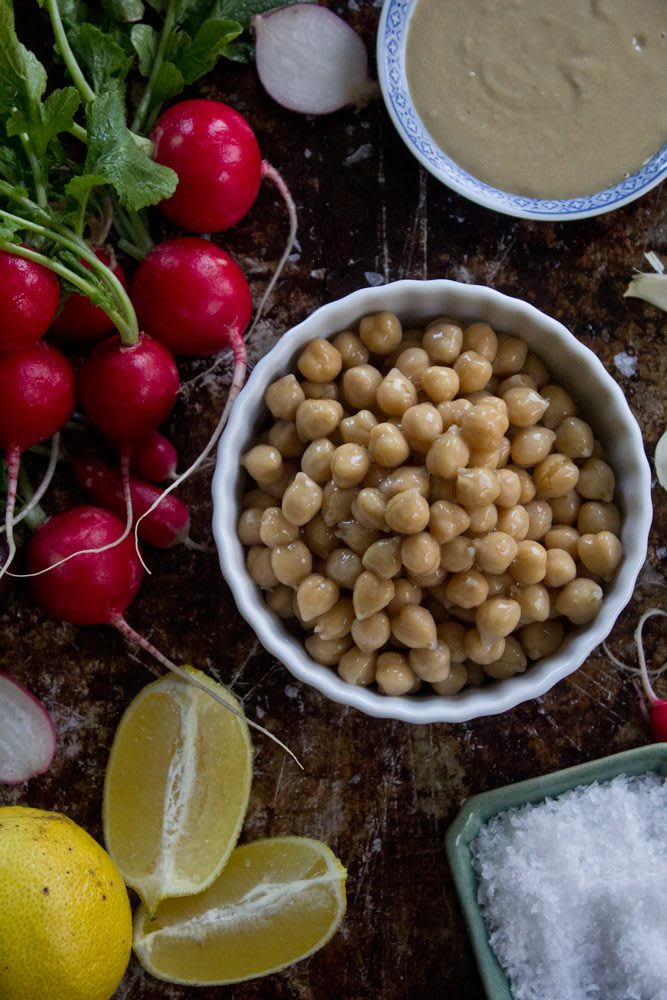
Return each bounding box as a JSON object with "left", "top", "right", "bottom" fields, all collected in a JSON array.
[{"left": 378, "top": 0, "right": 667, "bottom": 220}]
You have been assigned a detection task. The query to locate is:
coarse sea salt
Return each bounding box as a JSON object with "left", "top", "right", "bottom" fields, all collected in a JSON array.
[{"left": 470, "top": 773, "right": 667, "bottom": 1000}]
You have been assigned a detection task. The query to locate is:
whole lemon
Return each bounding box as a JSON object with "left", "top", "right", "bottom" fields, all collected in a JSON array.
[{"left": 0, "top": 806, "right": 132, "bottom": 1000}]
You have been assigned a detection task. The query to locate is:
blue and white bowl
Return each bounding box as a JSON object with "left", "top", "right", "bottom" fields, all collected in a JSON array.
[{"left": 377, "top": 0, "right": 667, "bottom": 222}]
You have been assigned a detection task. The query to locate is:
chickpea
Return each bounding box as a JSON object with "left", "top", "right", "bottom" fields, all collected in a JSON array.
[
  {"left": 301, "top": 439, "right": 335, "bottom": 484},
  {"left": 549, "top": 488, "right": 581, "bottom": 526},
  {"left": 554, "top": 578, "right": 603, "bottom": 624},
  {"left": 473, "top": 532, "right": 518, "bottom": 574},
  {"left": 391, "top": 605, "right": 437, "bottom": 649},
  {"left": 340, "top": 410, "right": 377, "bottom": 448},
  {"left": 510, "top": 427, "right": 557, "bottom": 467},
  {"left": 460, "top": 401, "right": 509, "bottom": 449},
  {"left": 483, "top": 572, "right": 513, "bottom": 597},
  {"left": 264, "top": 460, "right": 299, "bottom": 500},
  {"left": 330, "top": 443, "right": 370, "bottom": 489},
  {"left": 242, "top": 488, "right": 275, "bottom": 511},
  {"left": 337, "top": 646, "right": 376, "bottom": 685},
  {"left": 520, "top": 619, "right": 565, "bottom": 659},
  {"left": 464, "top": 628, "right": 505, "bottom": 665},
  {"left": 362, "top": 536, "right": 402, "bottom": 579},
  {"left": 429, "top": 500, "right": 470, "bottom": 544},
  {"left": 259, "top": 507, "right": 299, "bottom": 547},
  {"left": 554, "top": 416, "right": 594, "bottom": 459},
  {"left": 265, "top": 374, "right": 305, "bottom": 421},
  {"left": 422, "top": 318, "right": 463, "bottom": 363},
  {"left": 421, "top": 365, "right": 459, "bottom": 404},
  {"left": 435, "top": 621, "right": 465, "bottom": 663},
  {"left": 368, "top": 422, "right": 410, "bottom": 468},
  {"left": 544, "top": 524, "right": 580, "bottom": 558},
  {"left": 296, "top": 574, "right": 340, "bottom": 622},
  {"left": 395, "top": 346, "right": 431, "bottom": 386},
  {"left": 401, "top": 532, "right": 441, "bottom": 576},
  {"left": 385, "top": 489, "right": 431, "bottom": 534},
  {"left": 247, "top": 545, "right": 280, "bottom": 588},
  {"left": 387, "top": 579, "right": 423, "bottom": 617},
  {"left": 432, "top": 661, "right": 468, "bottom": 694},
  {"left": 577, "top": 531, "right": 622, "bottom": 580},
  {"left": 476, "top": 597, "right": 522, "bottom": 641},
  {"left": 409, "top": 642, "right": 451, "bottom": 683},
  {"left": 496, "top": 504, "right": 530, "bottom": 540},
  {"left": 576, "top": 458, "right": 616, "bottom": 502},
  {"left": 270, "top": 540, "right": 312, "bottom": 588},
  {"left": 507, "top": 465, "right": 537, "bottom": 504},
  {"left": 467, "top": 504, "right": 498, "bottom": 535},
  {"left": 492, "top": 333, "right": 528, "bottom": 376},
  {"left": 524, "top": 499, "right": 553, "bottom": 540},
  {"left": 352, "top": 570, "right": 395, "bottom": 620},
  {"left": 510, "top": 540, "right": 548, "bottom": 584},
  {"left": 242, "top": 444, "right": 283, "bottom": 485},
  {"left": 497, "top": 373, "right": 536, "bottom": 395},
  {"left": 351, "top": 489, "right": 387, "bottom": 531},
  {"left": 456, "top": 468, "right": 500, "bottom": 508},
  {"left": 376, "top": 367, "right": 418, "bottom": 416},
  {"left": 381, "top": 466, "right": 430, "bottom": 498},
  {"left": 454, "top": 350, "right": 493, "bottom": 393},
  {"left": 295, "top": 398, "right": 343, "bottom": 442},
  {"left": 359, "top": 311, "right": 403, "bottom": 355},
  {"left": 534, "top": 453, "right": 580, "bottom": 498},
  {"left": 268, "top": 420, "right": 305, "bottom": 460},
  {"left": 521, "top": 352, "right": 551, "bottom": 388},
  {"left": 351, "top": 612, "right": 391, "bottom": 654},
  {"left": 484, "top": 636, "right": 527, "bottom": 679},
  {"left": 468, "top": 436, "right": 511, "bottom": 471},
  {"left": 503, "top": 386, "right": 549, "bottom": 427},
  {"left": 303, "top": 514, "right": 338, "bottom": 559},
  {"left": 305, "top": 634, "right": 353, "bottom": 666},
  {"left": 363, "top": 464, "right": 386, "bottom": 489},
  {"left": 266, "top": 584, "right": 295, "bottom": 620},
  {"left": 540, "top": 384, "right": 576, "bottom": 430},
  {"left": 438, "top": 397, "right": 473, "bottom": 430},
  {"left": 301, "top": 381, "right": 338, "bottom": 401},
  {"left": 577, "top": 501, "right": 621, "bottom": 536},
  {"left": 333, "top": 330, "right": 369, "bottom": 369},
  {"left": 402, "top": 403, "right": 444, "bottom": 451},
  {"left": 282, "top": 472, "right": 323, "bottom": 526},
  {"left": 410, "top": 565, "right": 448, "bottom": 589},
  {"left": 296, "top": 339, "right": 340, "bottom": 384},
  {"left": 321, "top": 483, "right": 358, "bottom": 526},
  {"left": 426, "top": 427, "right": 470, "bottom": 479},
  {"left": 445, "top": 569, "right": 489, "bottom": 608},
  {"left": 238, "top": 507, "right": 264, "bottom": 546},
  {"left": 495, "top": 469, "right": 522, "bottom": 508},
  {"left": 543, "top": 547, "right": 577, "bottom": 588},
  {"left": 511, "top": 583, "right": 550, "bottom": 624},
  {"left": 343, "top": 364, "right": 383, "bottom": 410},
  {"left": 440, "top": 537, "right": 475, "bottom": 573},
  {"left": 335, "top": 520, "right": 381, "bottom": 554},
  {"left": 462, "top": 322, "right": 498, "bottom": 361},
  {"left": 376, "top": 652, "right": 419, "bottom": 695},
  {"left": 326, "top": 547, "right": 363, "bottom": 588}
]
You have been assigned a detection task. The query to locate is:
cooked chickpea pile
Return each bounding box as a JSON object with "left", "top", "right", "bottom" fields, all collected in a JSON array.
[{"left": 238, "top": 312, "right": 623, "bottom": 697}]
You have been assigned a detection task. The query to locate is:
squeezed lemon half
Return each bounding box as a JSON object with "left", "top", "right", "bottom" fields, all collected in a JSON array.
[
  {"left": 133, "top": 836, "right": 347, "bottom": 985},
  {"left": 103, "top": 668, "right": 252, "bottom": 916}
]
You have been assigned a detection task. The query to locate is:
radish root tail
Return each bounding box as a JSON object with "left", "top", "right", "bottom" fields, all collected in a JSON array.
[
  {"left": 113, "top": 614, "right": 302, "bottom": 768},
  {"left": 0, "top": 433, "right": 60, "bottom": 537},
  {"left": 635, "top": 608, "right": 667, "bottom": 705},
  {"left": 0, "top": 445, "right": 21, "bottom": 580}
]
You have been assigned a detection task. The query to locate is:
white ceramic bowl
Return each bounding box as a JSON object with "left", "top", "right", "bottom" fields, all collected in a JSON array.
[
  {"left": 212, "top": 280, "right": 652, "bottom": 723},
  {"left": 377, "top": 0, "right": 667, "bottom": 222}
]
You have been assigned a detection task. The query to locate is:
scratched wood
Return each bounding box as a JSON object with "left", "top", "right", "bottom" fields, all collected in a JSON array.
[{"left": 1, "top": 4, "right": 666, "bottom": 999}]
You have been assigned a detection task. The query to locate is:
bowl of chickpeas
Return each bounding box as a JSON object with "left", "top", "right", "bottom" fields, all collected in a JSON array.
[{"left": 212, "top": 280, "right": 652, "bottom": 723}]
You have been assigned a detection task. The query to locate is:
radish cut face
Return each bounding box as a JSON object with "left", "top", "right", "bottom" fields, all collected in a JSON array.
[
  {"left": 0, "top": 673, "right": 56, "bottom": 784},
  {"left": 254, "top": 4, "right": 374, "bottom": 115}
]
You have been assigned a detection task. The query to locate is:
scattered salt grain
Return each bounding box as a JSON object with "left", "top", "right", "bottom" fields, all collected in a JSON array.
[
  {"left": 613, "top": 351, "right": 638, "bottom": 377},
  {"left": 470, "top": 773, "right": 667, "bottom": 1000}
]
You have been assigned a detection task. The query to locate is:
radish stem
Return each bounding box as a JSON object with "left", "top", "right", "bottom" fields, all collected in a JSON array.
[{"left": 44, "top": 0, "right": 96, "bottom": 104}]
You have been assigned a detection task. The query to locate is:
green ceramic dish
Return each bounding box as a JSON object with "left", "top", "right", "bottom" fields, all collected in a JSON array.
[{"left": 445, "top": 744, "right": 667, "bottom": 1000}]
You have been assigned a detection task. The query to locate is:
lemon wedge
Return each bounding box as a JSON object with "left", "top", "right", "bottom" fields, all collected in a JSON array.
[
  {"left": 133, "top": 836, "right": 347, "bottom": 985},
  {"left": 103, "top": 668, "right": 252, "bottom": 916}
]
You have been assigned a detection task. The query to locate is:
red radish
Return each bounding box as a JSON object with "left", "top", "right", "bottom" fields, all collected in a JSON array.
[
  {"left": 26, "top": 506, "right": 299, "bottom": 762},
  {"left": 634, "top": 608, "right": 667, "bottom": 742},
  {"left": 72, "top": 456, "right": 191, "bottom": 548},
  {"left": 151, "top": 99, "right": 262, "bottom": 233},
  {"left": 49, "top": 247, "right": 128, "bottom": 343},
  {"left": 0, "top": 673, "right": 56, "bottom": 784},
  {"left": 0, "top": 342, "right": 75, "bottom": 578},
  {"left": 130, "top": 430, "right": 178, "bottom": 482},
  {"left": 78, "top": 332, "right": 179, "bottom": 444},
  {"left": 131, "top": 238, "right": 252, "bottom": 357},
  {"left": 0, "top": 248, "right": 60, "bottom": 351}
]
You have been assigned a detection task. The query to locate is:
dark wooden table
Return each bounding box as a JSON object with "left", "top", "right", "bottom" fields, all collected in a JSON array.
[{"left": 2, "top": 3, "right": 666, "bottom": 998}]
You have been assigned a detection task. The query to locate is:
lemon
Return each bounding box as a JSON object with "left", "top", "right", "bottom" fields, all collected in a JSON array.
[
  {"left": 0, "top": 806, "right": 132, "bottom": 1000},
  {"left": 133, "top": 836, "right": 347, "bottom": 985},
  {"left": 103, "top": 668, "right": 252, "bottom": 916}
]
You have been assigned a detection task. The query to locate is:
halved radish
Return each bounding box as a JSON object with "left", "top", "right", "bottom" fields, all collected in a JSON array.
[{"left": 0, "top": 673, "right": 56, "bottom": 784}]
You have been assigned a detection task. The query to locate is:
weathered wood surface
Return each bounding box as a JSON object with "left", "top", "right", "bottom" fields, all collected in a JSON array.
[{"left": 1, "top": 3, "right": 666, "bottom": 998}]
